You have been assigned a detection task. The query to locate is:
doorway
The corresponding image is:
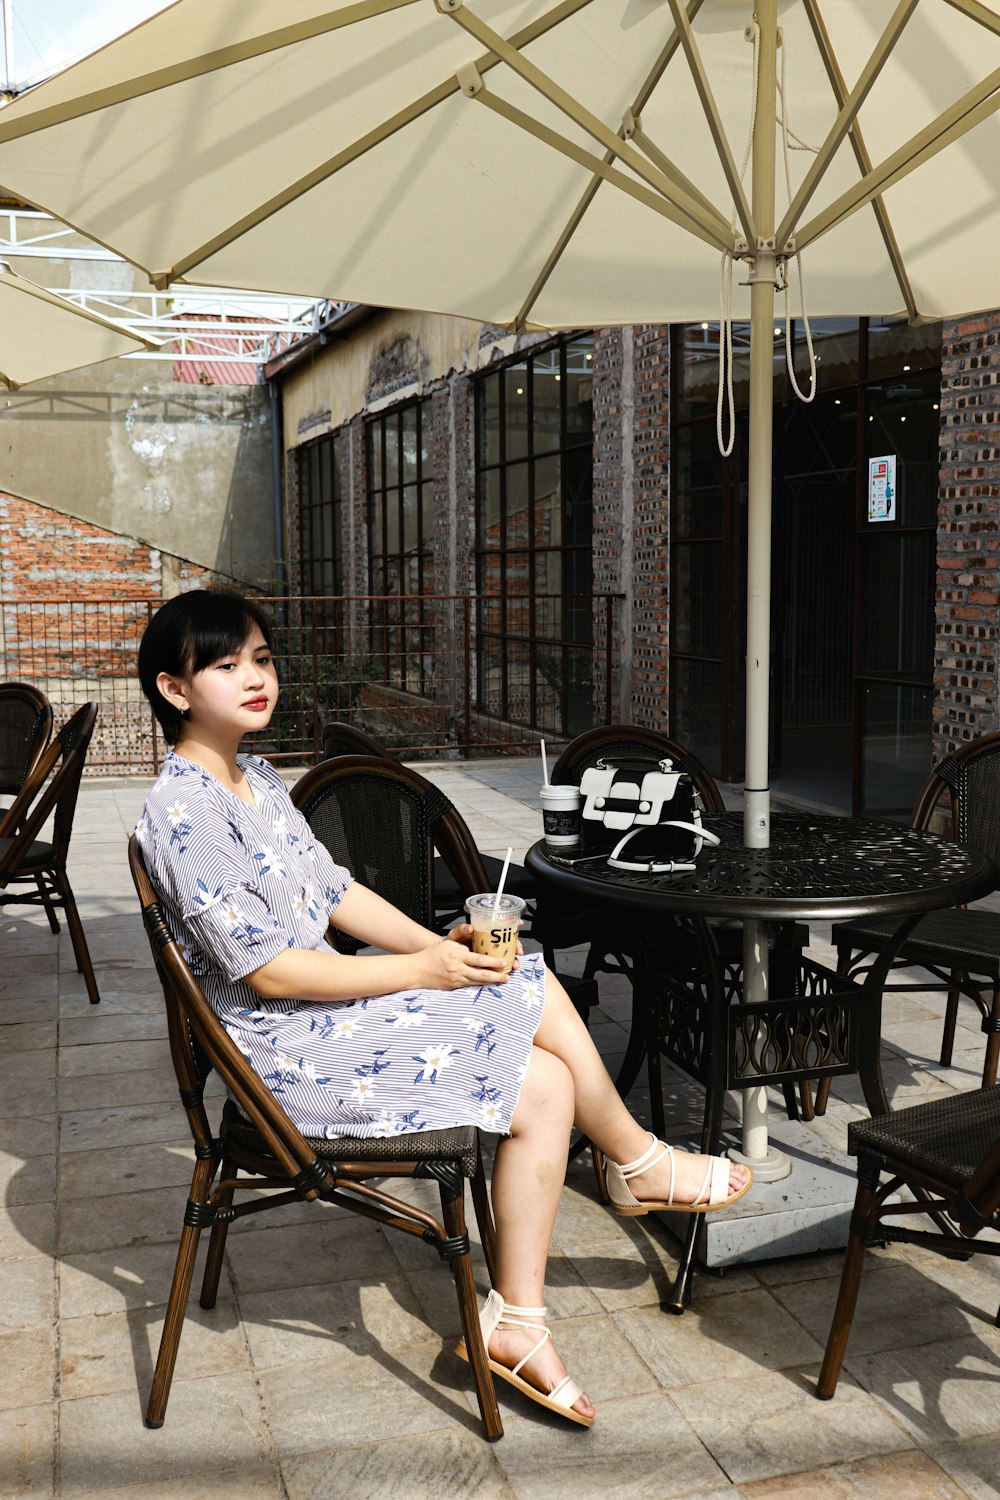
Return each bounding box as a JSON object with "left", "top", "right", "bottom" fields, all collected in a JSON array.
[{"left": 670, "top": 318, "right": 941, "bottom": 816}]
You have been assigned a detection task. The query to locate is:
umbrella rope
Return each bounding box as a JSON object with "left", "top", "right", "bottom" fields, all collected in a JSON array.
[
  {"left": 777, "top": 27, "right": 818, "bottom": 405},
  {"left": 716, "top": 21, "right": 760, "bottom": 457},
  {"left": 716, "top": 22, "right": 823, "bottom": 455}
]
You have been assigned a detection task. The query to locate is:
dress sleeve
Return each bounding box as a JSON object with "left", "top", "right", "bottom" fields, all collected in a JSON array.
[
  {"left": 253, "top": 759, "right": 353, "bottom": 915},
  {"left": 148, "top": 790, "right": 294, "bottom": 983}
]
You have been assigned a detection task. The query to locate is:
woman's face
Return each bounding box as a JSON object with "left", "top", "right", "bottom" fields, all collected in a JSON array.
[{"left": 160, "top": 627, "right": 279, "bottom": 742}]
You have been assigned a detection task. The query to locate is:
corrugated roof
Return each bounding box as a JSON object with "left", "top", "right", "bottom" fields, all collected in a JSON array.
[{"left": 170, "top": 311, "right": 262, "bottom": 386}]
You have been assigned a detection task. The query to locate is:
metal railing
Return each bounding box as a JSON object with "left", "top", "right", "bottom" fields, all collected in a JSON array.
[{"left": 0, "top": 593, "right": 620, "bottom": 775}]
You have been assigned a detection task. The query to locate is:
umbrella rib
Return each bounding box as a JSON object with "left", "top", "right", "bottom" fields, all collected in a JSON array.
[
  {"left": 0, "top": 266, "right": 158, "bottom": 349},
  {"left": 440, "top": 2, "right": 731, "bottom": 247},
  {"left": 513, "top": 0, "right": 709, "bottom": 331},
  {"left": 774, "top": 0, "right": 919, "bottom": 249},
  {"left": 799, "top": 0, "right": 918, "bottom": 321},
  {"left": 942, "top": 0, "right": 1000, "bottom": 36},
  {"left": 795, "top": 64, "right": 1000, "bottom": 251},
  {"left": 0, "top": 0, "right": 422, "bottom": 143},
  {"left": 472, "top": 86, "right": 731, "bottom": 251},
  {"left": 152, "top": 0, "right": 596, "bottom": 285},
  {"left": 665, "top": 0, "right": 756, "bottom": 247}
]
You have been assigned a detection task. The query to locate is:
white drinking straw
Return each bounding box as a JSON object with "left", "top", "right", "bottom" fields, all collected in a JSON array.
[
  {"left": 541, "top": 739, "right": 549, "bottom": 786},
  {"left": 493, "top": 847, "right": 513, "bottom": 918}
]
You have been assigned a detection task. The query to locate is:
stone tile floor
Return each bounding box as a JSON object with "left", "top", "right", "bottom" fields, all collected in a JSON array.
[{"left": 2, "top": 760, "right": 999, "bottom": 1499}]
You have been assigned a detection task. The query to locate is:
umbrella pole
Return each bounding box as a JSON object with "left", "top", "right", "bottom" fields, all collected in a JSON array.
[{"left": 737, "top": 0, "right": 790, "bottom": 1179}]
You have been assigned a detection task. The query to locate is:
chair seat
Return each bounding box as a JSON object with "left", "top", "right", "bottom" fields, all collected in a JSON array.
[
  {"left": 433, "top": 853, "right": 539, "bottom": 910},
  {"left": 0, "top": 836, "right": 55, "bottom": 874},
  {"left": 222, "top": 1099, "right": 480, "bottom": 1175},
  {"left": 848, "top": 1083, "right": 1000, "bottom": 1190},
  {"left": 833, "top": 908, "right": 1000, "bottom": 980}
]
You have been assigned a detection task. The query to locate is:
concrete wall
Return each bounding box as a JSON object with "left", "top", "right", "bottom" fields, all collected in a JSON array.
[{"left": 0, "top": 254, "right": 275, "bottom": 587}]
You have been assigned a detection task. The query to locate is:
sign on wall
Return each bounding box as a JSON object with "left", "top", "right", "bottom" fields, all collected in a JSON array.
[{"left": 867, "top": 454, "right": 897, "bottom": 523}]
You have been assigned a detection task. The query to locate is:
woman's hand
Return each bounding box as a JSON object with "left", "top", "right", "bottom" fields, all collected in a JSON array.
[
  {"left": 441, "top": 921, "right": 524, "bottom": 973},
  {"left": 415, "top": 932, "right": 508, "bottom": 990}
]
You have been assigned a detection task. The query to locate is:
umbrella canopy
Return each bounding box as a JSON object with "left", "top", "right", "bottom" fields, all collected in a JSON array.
[
  {"left": 0, "top": 261, "right": 157, "bottom": 388},
  {"left": 0, "top": 0, "right": 997, "bottom": 323}
]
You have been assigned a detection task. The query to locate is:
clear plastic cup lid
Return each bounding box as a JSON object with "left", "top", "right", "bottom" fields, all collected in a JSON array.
[{"left": 465, "top": 893, "right": 526, "bottom": 917}]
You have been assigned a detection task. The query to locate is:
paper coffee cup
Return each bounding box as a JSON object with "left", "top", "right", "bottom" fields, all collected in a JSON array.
[
  {"left": 540, "top": 784, "right": 582, "bottom": 846},
  {"left": 465, "top": 893, "right": 525, "bottom": 975}
]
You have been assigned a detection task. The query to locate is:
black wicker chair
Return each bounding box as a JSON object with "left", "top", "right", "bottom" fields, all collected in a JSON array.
[
  {"left": 0, "top": 703, "right": 100, "bottom": 1003},
  {"left": 128, "top": 835, "right": 503, "bottom": 1440},
  {"left": 294, "top": 752, "right": 598, "bottom": 1025},
  {"left": 823, "top": 732, "right": 1000, "bottom": 1116},
  {"left": 816, "top": 1083, "right": 1000, "bottom": 1399},
  {"left": 0, "top": 681, "right": 52, "bottom": 822},
  {"left": 319, "top": 721, "right": 539, "bottom": 927}
]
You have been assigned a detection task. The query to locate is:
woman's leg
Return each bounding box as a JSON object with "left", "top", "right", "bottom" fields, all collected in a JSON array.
[
  {"left": 489, "top": 1044, "right": 595, "bottom": 1420},
  {"left": 532, "top": 969, "right": 750, "bottom": 1205}
]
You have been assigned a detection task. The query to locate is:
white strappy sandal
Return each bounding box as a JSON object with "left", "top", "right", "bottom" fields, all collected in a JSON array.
[
  {"left": 455, "top": 1289, "right": 594, "bottom": 1428},
  {"left": 604, "top": 1132, "right": 753, "bottom": 1216}
]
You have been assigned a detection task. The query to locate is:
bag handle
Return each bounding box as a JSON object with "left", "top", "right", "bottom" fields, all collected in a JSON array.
[
  {"left": 607, "top": 821, "right": 720, "bottom": 874},
  {"left": 595, "top": 756, "right": 674, "bottom": 775}
]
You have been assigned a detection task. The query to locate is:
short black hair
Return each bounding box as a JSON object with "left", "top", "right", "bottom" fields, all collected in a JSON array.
[{"left": 138, "top": 590, "right": 274, "bottom": 743}]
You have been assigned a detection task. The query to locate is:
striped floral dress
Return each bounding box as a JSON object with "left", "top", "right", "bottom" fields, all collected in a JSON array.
[{"left": 135, "top": 751, "right": 544, "bottom": 1139}]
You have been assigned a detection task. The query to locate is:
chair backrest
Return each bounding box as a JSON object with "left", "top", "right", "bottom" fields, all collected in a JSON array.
[
  {"left": 320, "top": 720, "right": 394, "bottom": 762},
  {"left": 0, "top": 702, "right": 97, "bottom": 864},
  {"left": 550, "top": 723, "right": 726, "bottom": 815},
  {"left": 128, "top": 835, "right": 329, "bottom": 1188},
  {"left": 0, "top": 682, "right": 53, "bottom": 798},
  {"left": 291, "top": 754, "right": 489, "bottom": 949},
  {"left": 910, "top": 730, "right": 1000, "bottom": 863}
]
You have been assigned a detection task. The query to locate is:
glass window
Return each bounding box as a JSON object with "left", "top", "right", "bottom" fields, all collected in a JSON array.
[
  {"left": 297, "top": 430, "right": 343, "bottom": 603},
  {"left": 366, "top": 399, "right": 434, "bottom": 694},
  {"left": 474, "top": 333, "right": 594, "bottom": 735}
]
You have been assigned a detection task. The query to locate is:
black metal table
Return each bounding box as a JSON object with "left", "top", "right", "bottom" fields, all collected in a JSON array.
[{"left": 526, "top": 811, "right": 996, "bottom": 1307}]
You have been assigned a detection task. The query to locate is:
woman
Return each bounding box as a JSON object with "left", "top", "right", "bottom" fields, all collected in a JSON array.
[{"left": 136, "top": 590, "right": 751, "bottom": 1429}]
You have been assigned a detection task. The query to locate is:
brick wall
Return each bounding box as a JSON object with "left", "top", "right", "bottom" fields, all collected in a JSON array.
[
  {"left": 0, "top": 488, "right": 236, "bottom": 772},
  {"left": 935, "top": 316, "right": 1000, "bottom": 755},
  {"left": 591, "top": 325, "right": 671, "bottom": 728}
]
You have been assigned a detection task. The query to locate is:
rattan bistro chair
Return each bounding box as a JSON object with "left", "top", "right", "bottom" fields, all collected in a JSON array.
[
  {"left": 825, "top": 732, "right": 1000, "bottom": 1114},
  {"left": 319, "top": 721, "right": 539, "bottom": 926},
  {"left": 0, "top": 702, "right": 99, "bottom": 1003},
  {"left": 294, "top": 752, "right": 597, "bottom": 1019},
  {"left": 127, "top": 835, "right": 503, "bottom": 1440},
  {"left": 0, "top": 681, "right": 53, "bottom": 821},
  {"left": 816, "top": 1084, "right": 1000, "bottom": 1400}
]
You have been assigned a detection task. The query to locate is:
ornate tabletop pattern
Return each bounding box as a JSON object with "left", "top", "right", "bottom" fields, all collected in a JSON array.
[{"left": 529, "top": 812, "right": 996, "bottom": 922}]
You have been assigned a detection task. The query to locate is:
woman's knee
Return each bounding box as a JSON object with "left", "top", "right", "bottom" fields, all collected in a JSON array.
[{"left": 515, "top": 1045, "right": 574, "bottom": 1125}]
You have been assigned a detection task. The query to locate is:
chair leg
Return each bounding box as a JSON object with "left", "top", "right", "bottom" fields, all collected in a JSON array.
[
  {"left": 798, "top": 1080, "right": 815, "bottom": 1121},
  {"left": 441, "top": 1185, "right": 503, "bottom": 1441},
  {"left": 940, "top": 971, "right": 961, "bottom": 1067},
  {"left": 35, "top": 873, "right": 60, "bottom": 933},
  {"left": 647, "top": 1047, "right": 667, "bottom": 1141},
  {"left": 815, "top": 1161, "right": 879, "bottom": 1400},
  {"left": 981, "top": 988, "right": 1000, "bottom": 1088},
  {"left": 811, "top": 948, "right": 857, "bottom": 1117},
  {"left": 781, "top": 1082, "right": 800, "bottom": 1121},
  {"left": 146, "top": 1158, "right": 215, "bottom": 1427},
  {"left": 469, "top": 1140, "right": 497, "bottom": 1289},
  {"left": 591, "top": 1145, "right": 610, "bottom": 1205},
  {"left": 54, "top": 869, "right": 100, "bottom": 1003},
  {"left": 200, "top": 1159, "right": 237, "bottom": 1309}
]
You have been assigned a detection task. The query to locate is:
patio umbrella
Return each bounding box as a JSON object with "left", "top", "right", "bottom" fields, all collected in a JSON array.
[
  {"left": 3, "top": 0, "right": 999, "bottom": 1163},
  {"left": 0, "top": 260, "right": 156, "bottom": 387},
  {"left": 1, "top": 0, "right": 998, "bottom": 829}
]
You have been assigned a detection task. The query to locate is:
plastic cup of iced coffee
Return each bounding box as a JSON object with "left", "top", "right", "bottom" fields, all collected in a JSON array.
[{"left": 464, "top": 893, "right": 526, "bottom": 976}]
